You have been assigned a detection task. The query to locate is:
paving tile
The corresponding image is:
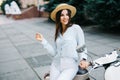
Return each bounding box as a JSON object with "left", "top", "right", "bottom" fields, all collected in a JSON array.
[
  {"left": 0, "top": 59, "right": 29, "bottom": 74},
  {"left": 0, "top": 47, "right": 22, "bottom": 62},
  {"left": 0, "top": 67, "right": 40, "bottom": 80},
  {"left": 0, "top": 39, "right": 13, "bottom": 49},
  {"left": 16, "top": 42, "right": 48, "bottom": 58},
  {"left": 26, "top": 54, "right": 52, "bottom": 68}
]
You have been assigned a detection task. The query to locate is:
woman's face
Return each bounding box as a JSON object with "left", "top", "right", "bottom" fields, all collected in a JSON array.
[{"left": 60, "top": 9, "right": 69, "bottom": 26}]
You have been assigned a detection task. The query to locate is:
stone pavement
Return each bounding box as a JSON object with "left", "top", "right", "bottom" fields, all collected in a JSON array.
[{"left": 0, "top": 15, "right": 120, "bottom": 80}]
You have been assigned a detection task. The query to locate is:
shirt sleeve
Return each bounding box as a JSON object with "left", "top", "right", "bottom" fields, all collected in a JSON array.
[
  {"left": 41, "top": 38, "right": 56, "bottom": 56},
  {"left": 75, "top": 25, "right": 87, "bottom": 60}
]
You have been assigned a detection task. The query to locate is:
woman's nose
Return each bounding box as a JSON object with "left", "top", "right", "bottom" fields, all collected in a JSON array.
[{"left": 63, "top": 15, "right": 68, "bottom": 19}]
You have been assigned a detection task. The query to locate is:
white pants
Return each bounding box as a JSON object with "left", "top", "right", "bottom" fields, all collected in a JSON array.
[{"left": 50, "top": 58, "right": 78, "bottom": 80}]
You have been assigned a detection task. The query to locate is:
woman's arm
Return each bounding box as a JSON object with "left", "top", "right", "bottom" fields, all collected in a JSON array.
[
  {"left": 75, "top": 25, "right": 87, "bottom": 60},
  {"left": 75, "top": 25, "right": 89, "bottom": 69},
  {"left": 36, "top": 33, "right": 56, "bottom": 56}
]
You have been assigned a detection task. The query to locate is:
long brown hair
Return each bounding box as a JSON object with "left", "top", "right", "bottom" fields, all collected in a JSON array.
[{"left": 55, "top": 9, "right": 73, "bottom": 41}]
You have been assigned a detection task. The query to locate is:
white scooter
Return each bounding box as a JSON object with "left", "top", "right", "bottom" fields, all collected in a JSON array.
[
  {"left": 74, "top": 48, "right": 120, "bottom": 80},
  {"left": 90, "top": 48, "right": 120, "bottom": 80},
  {"left": 44, "top": 49, "right": 120, "bottom": 80}
]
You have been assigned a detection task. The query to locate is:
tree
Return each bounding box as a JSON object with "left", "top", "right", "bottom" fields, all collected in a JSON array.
[
  {"left": 86, "top": 0, "right": 120, "bottom": 28},
  {"left": 68, "top": 0, "right": 88, "bottom": 25}
]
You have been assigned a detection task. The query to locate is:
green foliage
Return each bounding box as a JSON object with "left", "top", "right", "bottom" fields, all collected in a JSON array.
[
  {"left": 68, "top": 0, "right": 88, "bottom": 25},
  {"left": 44, "top": 0, "right": 120, "bottom": 28},
  {"left": 86, "top": 0, "right": 120, "bottom": 28},
  {"left": 1, "top": 1, "right": 6, "bottom": 14}
]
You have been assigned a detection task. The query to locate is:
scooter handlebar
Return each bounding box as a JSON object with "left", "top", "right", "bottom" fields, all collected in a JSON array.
[{"left": 89, "top": 50, "right": 119, "bottom": 69}]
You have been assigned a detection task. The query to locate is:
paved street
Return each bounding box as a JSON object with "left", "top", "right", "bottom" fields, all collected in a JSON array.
[{"left": 0, "top": 15, "right": 120, "bottom": 80}]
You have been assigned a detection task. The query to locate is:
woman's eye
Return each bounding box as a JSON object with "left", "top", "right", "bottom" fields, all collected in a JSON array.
[
  {"left": 61, "top": 14, "right": 68, "bottom": 17},
  {"left": 61, "top": 14, "right": 64, "bottom": 16}
]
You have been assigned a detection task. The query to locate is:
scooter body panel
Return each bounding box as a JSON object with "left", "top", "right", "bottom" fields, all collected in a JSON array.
[{"left": 105, "top": 62, "right": 120, "bottom": 80}]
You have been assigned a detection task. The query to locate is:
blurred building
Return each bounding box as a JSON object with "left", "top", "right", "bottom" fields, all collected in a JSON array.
[
  {"left": 0, "top": 0, "right": 3, "bottom": 6},
  {"left": 20, "top": 0, "right": 48, "bottom": 9}
]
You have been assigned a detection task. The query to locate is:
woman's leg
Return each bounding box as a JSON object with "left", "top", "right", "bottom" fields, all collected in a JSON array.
[
  {"left": 57, "top": 68, "right": 78, "bottom": 80},
  {"left": 50, "top": 63, "right": 60, "bottom": 80}
]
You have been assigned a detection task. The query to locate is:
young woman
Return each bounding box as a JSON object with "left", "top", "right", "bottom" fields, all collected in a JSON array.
[{"left": 36, "top": 3, "right": 89, "bottom": 80}]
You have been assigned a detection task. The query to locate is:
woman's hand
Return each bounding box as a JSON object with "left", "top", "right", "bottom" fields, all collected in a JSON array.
[
  {"left": 35, "top": 33, "right": 43, "bottom": 41},
  {"left": 79, "top": 60, "right": 90, "bottom": 69}
]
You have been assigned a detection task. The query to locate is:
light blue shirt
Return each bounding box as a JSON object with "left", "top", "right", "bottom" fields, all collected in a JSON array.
[{"left": 41, "top": 24, "right": 87, "bottom": 68}]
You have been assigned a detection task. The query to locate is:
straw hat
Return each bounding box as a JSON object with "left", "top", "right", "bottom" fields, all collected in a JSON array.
[{"left": 50, "top": 3, "right": 76, "bottom": 21}]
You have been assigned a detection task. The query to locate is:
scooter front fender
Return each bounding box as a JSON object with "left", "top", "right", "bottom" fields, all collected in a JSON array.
[{"left": 105, "top": 62, "right": 120, "bottom": 80}]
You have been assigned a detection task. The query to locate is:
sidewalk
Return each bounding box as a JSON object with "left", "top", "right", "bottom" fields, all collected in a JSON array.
[
  {"left": 0, "top": 15, "right": 15, "bottom": 25},
  {"left": 0, "top": 15, "right": 120, "bottom": 80}
]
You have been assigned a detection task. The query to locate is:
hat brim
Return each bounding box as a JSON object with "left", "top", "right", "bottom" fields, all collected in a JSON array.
[{"left": 50, "top": 3, "right": 76, "bottom": 21}]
